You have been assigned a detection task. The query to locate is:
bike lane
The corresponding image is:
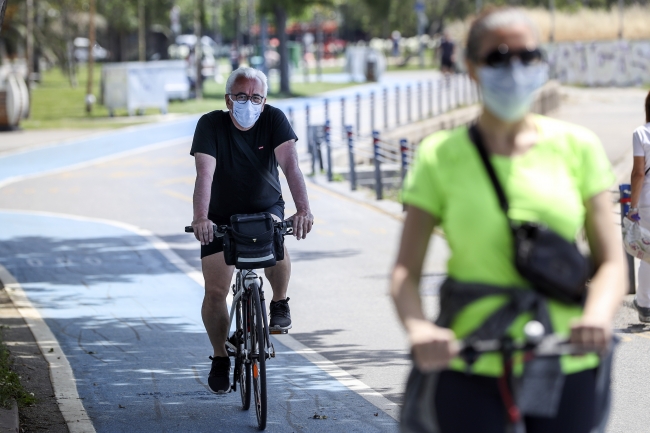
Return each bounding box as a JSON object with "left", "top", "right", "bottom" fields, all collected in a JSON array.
[
  {"left": 0, "top": 210, "right": 397, "bottom": 432},
  {"left": 0, "top": 73, "right": 452, "bottom": 432}
]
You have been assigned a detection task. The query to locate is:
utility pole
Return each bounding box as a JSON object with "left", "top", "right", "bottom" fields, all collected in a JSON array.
[
  {"left": 259, "top": 14, "right": 268, "bottom": 75},
  {"left": 86, "top": 0, "right": 96, "bottom": 113},
  {"left": 235, "top": 0, "right": 242, "bottom": 50},
  {"left": 274, "top": 5, "right": 290, "bottom": 94},
  {"left": 138, "top": 0, "right": 145, "bottom": 61},
  {"left": 212, "top": 0, "right": 221, "bottom": 46},
  {"left": 247, "top": 0, "right": 254, "bottom": 47},
  {"left": 26, "top": 0, "right": 34, "bottom": 87},
  {"left": 415, "top": 0, "right": 426, "bottom": 68},
  {"left": 194, "top": 0, "right": 203, "bottom": 99},
  {"left": 315, "top": 12, "right": 323, "bottom": 81},
  {"left": 549, "top": 0, "right": 555, "bottom": 43},
  {"left": 618, "top": 0, "right": 624, "bottom": 39},
  {"left": 25, "top": 0, "right": 34, "bottom": 117}
]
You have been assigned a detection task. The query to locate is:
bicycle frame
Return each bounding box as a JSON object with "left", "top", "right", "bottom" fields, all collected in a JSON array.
[
  {"left": 227, "top": 269, "right": 274, "bottom": 362},
  {"left": 184, "top": 219, "right": 291, "bottom": 431}
]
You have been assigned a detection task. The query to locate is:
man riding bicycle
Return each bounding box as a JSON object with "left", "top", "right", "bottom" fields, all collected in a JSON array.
[{"left": 190, "top": 67, "right": 313, "bottom": 394}]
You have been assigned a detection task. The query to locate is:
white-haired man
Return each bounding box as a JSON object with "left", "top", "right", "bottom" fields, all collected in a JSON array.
[{"left": 190, "top": 67, "right": 313, "bottom": 393}]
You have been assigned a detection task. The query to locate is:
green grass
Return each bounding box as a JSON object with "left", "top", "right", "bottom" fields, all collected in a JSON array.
[
  {"left": 0, "top": 329, "right": 36, "bottom": 409},
  {"left": 23, "top": 66, "right": 230, "bottom": 130},
  {"left": 23, "top": 65, "right": 363, "bottom": 130}
]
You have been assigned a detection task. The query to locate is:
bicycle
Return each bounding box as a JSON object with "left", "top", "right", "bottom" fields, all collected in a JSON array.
[{"left": 185, "top": 218, "right": 293, "bottom": 431}]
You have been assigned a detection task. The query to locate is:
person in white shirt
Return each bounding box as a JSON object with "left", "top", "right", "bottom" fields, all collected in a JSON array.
[{"left": 628, "top": 90, "right": 650, "bottom": 322}]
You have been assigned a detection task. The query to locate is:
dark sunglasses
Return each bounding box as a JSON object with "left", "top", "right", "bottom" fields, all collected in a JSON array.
[{"left": 481, "top": 45, "right": 543, "bottom": 68}]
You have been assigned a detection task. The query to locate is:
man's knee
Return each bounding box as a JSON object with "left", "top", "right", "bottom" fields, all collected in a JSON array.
[
  {"left": 204, "top": 281, "right": 230, "bottom": 302},
  {"left": 202, "top": 253, "right": 234, "bottom": 302}
]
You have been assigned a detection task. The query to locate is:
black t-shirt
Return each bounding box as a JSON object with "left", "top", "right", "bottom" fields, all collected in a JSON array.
[
  {"left": 190, "top": 104, "right": 298, "bottom": 219},
  {"left": 440, "top": 40, "right": 454, "bottom": 61}
]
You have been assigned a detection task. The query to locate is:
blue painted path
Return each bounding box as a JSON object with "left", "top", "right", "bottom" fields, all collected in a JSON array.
[
  {"left": 0, "top": 118, "right": 199, "bottom": 185},
  {"left": 0, "top": 211, "right": 397, "bottom": 432}
]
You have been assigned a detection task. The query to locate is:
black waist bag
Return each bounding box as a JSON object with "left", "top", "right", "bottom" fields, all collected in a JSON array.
[
  {"left": 513, "top": 222, "right": 589, "bottom": 304},
  {"left": 223, "top": 213, "right": 281, "bottom": 269},
  {"left": 469, "top": 125, "right": 589, "bottom": 304}
]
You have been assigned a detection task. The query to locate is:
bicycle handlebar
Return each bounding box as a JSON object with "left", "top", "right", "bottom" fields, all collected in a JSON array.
[
  {"left": 458, "top": 321, "right": 579, "bottom": 360},
  {"left": 184, "top": 219, "right": 294, "bottom": 236}
]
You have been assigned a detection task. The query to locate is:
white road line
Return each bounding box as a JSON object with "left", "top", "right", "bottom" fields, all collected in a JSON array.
[
  {"left": 0, "top": 265, "right": 96, "bottom": 433},
  {"left": 274, "top": 336, "right": 401, "bottom": 421},
  {"left": 0, "top": 136, "right": 192, "bottom": 191},
  {"left": 0, "top": 209, "right": 401, "bottom": 422}
]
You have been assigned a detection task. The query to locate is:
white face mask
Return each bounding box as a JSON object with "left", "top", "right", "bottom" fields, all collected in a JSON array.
[
  {"left": 231, "top": 100, "right": 262, "bottom": 129},
  {"left": 477, "top": 60, "right": 549, "bottom": 122}
]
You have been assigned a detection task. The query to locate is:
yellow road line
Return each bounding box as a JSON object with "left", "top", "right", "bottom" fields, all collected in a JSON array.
[{"left": 163, "top": 189, "right": 192, "bottom": 203}]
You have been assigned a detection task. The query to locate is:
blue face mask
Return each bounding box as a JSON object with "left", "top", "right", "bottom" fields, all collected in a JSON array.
[
  {"left": 231, "top": 100, "right": 262, "bottom": 129},
  {"left": 477, "top": 60, "right": 548, "bottom": 122}
]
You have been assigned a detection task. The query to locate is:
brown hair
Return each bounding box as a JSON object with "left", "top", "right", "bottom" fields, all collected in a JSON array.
[{"left": 646, "top": 90, "right": 650, "bottom": 123}]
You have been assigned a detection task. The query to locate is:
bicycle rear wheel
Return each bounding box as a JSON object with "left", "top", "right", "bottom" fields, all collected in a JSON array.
[
  {"left": 236, "top": 297, "right": 251, "bottom": 410},
  {"left": 251, "top": 283, "right": 267, "bottom": 430}
]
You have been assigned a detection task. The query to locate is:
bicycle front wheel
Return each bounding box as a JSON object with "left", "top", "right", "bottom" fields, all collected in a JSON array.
[
  {"left": 251, "top": 283, "right": 267, "bottom": 430},
  {"left": 236, "top": 298, "right": 251, "bottom": 410}
]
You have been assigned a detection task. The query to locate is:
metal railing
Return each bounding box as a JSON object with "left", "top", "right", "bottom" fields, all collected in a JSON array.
[
  {"left": 290, "top": 73, "right": 479, "bottom": 154},
  {"left": 305, "top": 76, "right": 560, "bottom": 203}
]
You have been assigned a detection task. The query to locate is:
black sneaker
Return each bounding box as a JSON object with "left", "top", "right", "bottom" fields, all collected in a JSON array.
[
  {"left": 634, "top": 297, "right": 650, "bottom": 323},
  {"left": 269, "top": 297, "right": 292, "bottom": 332},
  {"left": 208, "top": 356, "right": 231, "bottom": 394}
]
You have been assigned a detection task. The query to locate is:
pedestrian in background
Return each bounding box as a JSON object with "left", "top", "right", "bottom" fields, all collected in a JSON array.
[
  {"left": 438, "top": 31, "right": 455, "bottom": 74},
  {"left": 627, "top": 90, "right": 650, "bottom": 323},
  {"left": 230, "top": 43, "right": 240, "bottom": 72},
  {"left": 392, "top": 6, "right": 626, "bottom": 433}
]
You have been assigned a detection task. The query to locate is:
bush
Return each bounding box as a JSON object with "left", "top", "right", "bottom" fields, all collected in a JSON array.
[{"left": 0, "top": 330, "right": 36, "bottom": 409}]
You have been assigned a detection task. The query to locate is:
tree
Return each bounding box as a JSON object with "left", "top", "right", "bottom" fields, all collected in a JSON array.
[
  {"left": 0, "top": 0, "right": 8, "bottom": 33},
  {"left": 260, "top": 0, "right": 330, "bottom": 95}
]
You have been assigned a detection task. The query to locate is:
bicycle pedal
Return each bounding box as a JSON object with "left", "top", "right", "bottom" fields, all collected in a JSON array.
[
  {"left": 225, "top": 341, "right": 237, "bottom": 357},
  {"left": 269, "top": 329, "right": 288, "bottom": 335}
]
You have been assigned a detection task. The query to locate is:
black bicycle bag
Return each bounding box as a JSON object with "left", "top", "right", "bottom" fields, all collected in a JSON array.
[{"left": 223, "top": 212, "right": 281, "bottom": 269}]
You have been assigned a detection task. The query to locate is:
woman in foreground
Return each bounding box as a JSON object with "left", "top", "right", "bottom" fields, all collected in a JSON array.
[{"left": 391, "top": 7, "right": 627, "bottom": 433}]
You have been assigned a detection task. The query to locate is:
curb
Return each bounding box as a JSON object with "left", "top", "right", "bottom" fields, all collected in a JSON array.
[
  {"left": 306, "top": 173, "right": 405, "bottom": 222},
  {"left": 0, "top": 399, "right": 18, "bottom": 433}
]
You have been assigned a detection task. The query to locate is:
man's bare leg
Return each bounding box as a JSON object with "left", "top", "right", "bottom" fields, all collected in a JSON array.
[
  {"left": 264, "top": 246, "right": 291, "bottom": 301},
  {"left": 201, "top": 252, "right": 235, "bottom": 357}
]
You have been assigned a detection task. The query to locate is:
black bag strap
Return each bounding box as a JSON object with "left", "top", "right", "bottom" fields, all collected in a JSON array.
[
  {"left": 468, "top": 124, "right": 510, "bottom": 215},
  {"left": 229, "top": 122, "right": 282, "bottom": 195}
]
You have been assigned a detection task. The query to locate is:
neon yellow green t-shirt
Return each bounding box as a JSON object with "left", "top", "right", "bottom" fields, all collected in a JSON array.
[{"left": 402, "top": 115, "right": 616, "bottom": 376}]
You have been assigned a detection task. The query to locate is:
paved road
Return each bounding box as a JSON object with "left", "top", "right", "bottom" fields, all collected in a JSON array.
[
  {"left": 0, "top": 123, "right": 445, "bottom": 431},
  {"left": 0, "top": 85, "right": 648, "bottom": 432},
  {"left": 0, "top": 211, "right": 399, "bottom": 432},
  {"left": 548, "top": 86, "right": 650, "bottom": 433}
]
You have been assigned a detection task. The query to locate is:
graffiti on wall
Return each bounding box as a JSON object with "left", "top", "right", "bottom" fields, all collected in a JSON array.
[{"left": 546, "top": 40, "right": 650, "bottom": 87}]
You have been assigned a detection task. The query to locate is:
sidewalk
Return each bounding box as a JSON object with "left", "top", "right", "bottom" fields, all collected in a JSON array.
[{"left": 547, "top": 86, "right": 648, "bottom": 183}]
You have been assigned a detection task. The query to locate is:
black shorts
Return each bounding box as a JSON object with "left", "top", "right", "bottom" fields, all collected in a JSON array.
[
  {"left": 434, "top": 369, "right": 598, "bottom": 433},
  {"left": 200, "top": 198, "right": 285, "bottom": 259},
  {"left": 441, "top": 57, "right": 454, "bottom": 69}
]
